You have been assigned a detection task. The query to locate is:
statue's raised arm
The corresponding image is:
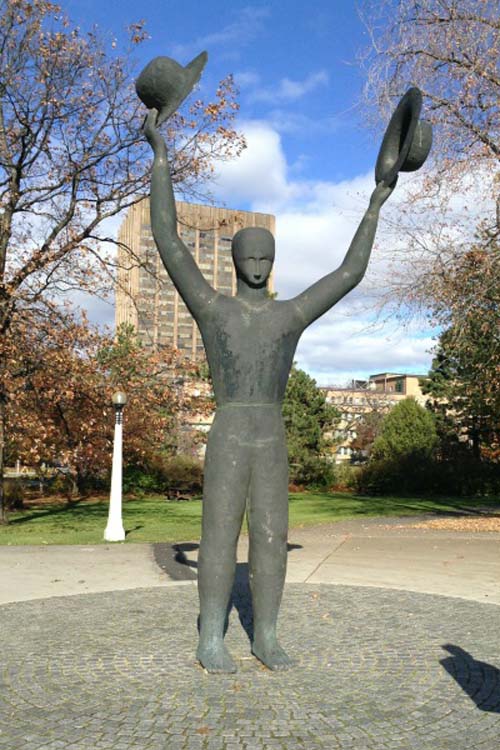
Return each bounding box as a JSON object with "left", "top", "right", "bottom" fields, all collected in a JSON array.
[
  {"left": 292, "top": 181, "right": 393, "bottom": 328},
  {"left": 138, "top": 52, "right": 214, "bottom": 320},
  {"left": 293, "top": 86, "right": 432, "bottom": 329},
  {"left": 143, "top": 109, "right": 216, "bottom": 320}
]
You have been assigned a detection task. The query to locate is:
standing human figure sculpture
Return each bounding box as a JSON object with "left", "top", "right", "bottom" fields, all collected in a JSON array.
[{"left": 139, "top": 54, "right": 431, "bottom": 673}]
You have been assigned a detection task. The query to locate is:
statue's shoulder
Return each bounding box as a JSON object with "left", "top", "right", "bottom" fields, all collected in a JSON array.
[
  {"left": 276, "top": 296, "right": 305, "bottom": 318},
  {"left": 200, "top": 290, "right": 237, "bottom": 321}
]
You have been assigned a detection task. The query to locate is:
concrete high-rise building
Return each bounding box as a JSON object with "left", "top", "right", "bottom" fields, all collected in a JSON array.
[{"left": 115, "top": 198, "right": 275, "bottom": 360}]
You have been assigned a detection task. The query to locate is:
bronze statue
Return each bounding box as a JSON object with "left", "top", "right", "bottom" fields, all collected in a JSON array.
[{"left": 138, "top": 54, "right": 431, "bottom": 673}]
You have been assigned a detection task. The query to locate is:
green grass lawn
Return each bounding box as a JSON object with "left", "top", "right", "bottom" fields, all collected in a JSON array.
[{"left": 0, "top": 492, "right": 498, "bottom": 545}]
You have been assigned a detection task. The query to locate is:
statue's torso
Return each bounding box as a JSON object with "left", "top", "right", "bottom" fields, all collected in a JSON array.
[{"left": 198, "top": 296, "right": 303, "bottom": 406}]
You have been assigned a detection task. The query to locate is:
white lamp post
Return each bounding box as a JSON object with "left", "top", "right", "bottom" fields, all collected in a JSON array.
[{"left": 104, "top": 391, "right": 127, "bottom": 542}]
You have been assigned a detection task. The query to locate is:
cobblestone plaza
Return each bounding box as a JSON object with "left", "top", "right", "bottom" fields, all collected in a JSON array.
[{"left": 2, "top": 582, "right": 499, "bottom": 749}]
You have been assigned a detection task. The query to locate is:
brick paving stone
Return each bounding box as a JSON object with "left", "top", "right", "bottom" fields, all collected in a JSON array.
[{"left": 1, "top": 584, "right": 499, "bottom": 749}]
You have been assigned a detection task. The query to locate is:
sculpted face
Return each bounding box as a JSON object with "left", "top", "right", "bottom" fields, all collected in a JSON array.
[{"left": 232, "top": 227, "right": 275, "bottom": 287}]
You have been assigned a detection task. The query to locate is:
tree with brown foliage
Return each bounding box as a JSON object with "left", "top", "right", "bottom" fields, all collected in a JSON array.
[
  {"left": 6, "top": 311, "right": 205, "bottom": 500},
  {"left": 362, "top": 0, "right": 499, "bottom": 171},
  {"left": 0, "top": 0, "right": 243, "bottom": 520},
  {"left": 350, "top": 410, "right": 387, "bottom": 461},
  {"left": 360, "top": 0, "right": 499, "bottom": 319}
]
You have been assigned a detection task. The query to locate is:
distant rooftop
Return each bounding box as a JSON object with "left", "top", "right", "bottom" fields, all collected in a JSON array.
[
  {"left": 321, "top": 372, "right": 429, "bottom": 392},
  {"left": 369, "top": 372, "right": 427, "bottom": 379}
]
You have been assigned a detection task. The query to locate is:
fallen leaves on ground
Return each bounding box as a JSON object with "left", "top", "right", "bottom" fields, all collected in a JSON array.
[{"left": 397, "top": 517, "right": 500, "bottom": 533}]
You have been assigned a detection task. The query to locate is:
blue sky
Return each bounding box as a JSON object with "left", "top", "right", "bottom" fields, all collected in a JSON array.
[
  {"left": 62, "top": 0, "right": 437, "bottom": 385},
  {"left": 65, "top": 1, "right": 376, "bottom": 181}
]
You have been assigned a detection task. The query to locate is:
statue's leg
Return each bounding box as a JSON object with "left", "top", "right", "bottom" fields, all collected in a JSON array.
[
  {"left": 248, "top": 423, "right": 294, "bottom": 670},
  {"left": 196, "top": 412, "right": 250, "bottom": 673}
]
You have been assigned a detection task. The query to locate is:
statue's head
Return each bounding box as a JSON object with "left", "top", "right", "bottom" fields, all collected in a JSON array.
[{"left": 231, "top": 227, "right": 275, "bottom": 287}]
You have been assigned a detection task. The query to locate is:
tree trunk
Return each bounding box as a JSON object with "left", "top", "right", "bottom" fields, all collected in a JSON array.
[
  {"left": 65, "top": 468, "right": 81, "bottom": 503},
  {"left": 0, "top": 391, "right": 8, "bottom": 524},
  {"left": 471, "top": 421, "right": 481, "bottom": 462}
]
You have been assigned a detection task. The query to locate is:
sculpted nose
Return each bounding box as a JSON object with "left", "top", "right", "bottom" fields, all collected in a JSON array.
[{"left": 252, "top": 259, "right": 261, "bottom": 278}]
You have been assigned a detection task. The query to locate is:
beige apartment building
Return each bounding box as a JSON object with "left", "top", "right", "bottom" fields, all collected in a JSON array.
[
  {"left": 323, "top": 373, "right": 429, "bottom": 463},
  {"left": 115, "top": 198, "right": 275, "bottom": 359}
]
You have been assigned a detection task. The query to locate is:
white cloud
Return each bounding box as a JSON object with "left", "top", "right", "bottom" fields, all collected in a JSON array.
[
  {"left": 73, "top": 291, "right": 115, "bottom": 330},
  {"left": 247, "top": 70, "right": 329, "bottom": 104},
  {"left": 170, "top": 7, "right": 270, "bottom": 60},
  {"left": 213, "top": 121, "right": 296, "bottom": 208},
  {"left": 234, "top": 70, "right": 339, "bottom": 136},
  {"left": 48, "top": 212, "right": 126, "bottom": 329},
  {"left": 362, "top": 164, "right": 498, "bottom": 317},
  {"left": 234, "top": 70, "right": 261, "bottom": 89},
  {"left": 296, "top": 317, "right": 435, "bottom": 386},
  {"left": 266, "top": 109, "right": 341, "bottom": 136}
]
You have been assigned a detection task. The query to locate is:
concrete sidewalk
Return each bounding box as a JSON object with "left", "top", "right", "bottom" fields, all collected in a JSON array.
[
  {"left": 287, "top": 517, "right": 500, "bottom": 604},
  {"left": 2, "top": 515, "right": 499, "bottom": 605},
  {"left": 1, "top": 542, "right": 170, "bottom": 604},
  {"left": 175, "top": 516, "right": 500, "bottom": 605}
]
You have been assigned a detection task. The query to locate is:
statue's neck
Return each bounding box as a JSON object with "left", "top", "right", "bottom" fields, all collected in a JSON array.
[{"left": 236, "top": 278, "right": 269, "bottom": 304}]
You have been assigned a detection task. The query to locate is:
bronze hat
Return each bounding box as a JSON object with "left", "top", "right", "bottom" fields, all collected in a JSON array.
[
  {"left": 136, "top": 51, "right": 208, "bottom": 126},
  {"left": 375, "top": 87, "right": 433, "bottom": 186}
]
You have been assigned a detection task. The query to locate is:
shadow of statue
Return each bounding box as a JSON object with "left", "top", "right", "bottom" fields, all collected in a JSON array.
[
  {"left": 174, "top": 541, "right": 302, "bottom": 643},
  {"left": 440, "top": 644, "right": 500, "bottom": 713},
  {"left": 125, "top": 524, "right": 144, "bottom": 537}
]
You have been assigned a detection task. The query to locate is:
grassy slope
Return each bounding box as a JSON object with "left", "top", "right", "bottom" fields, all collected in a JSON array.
[{"left": 0, "top": 492, "right": 498, "bottom": 546}]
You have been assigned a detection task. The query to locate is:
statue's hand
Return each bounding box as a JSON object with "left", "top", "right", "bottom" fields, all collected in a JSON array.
[
  {"left": 370, "top": 179, "right": 396, "bottom": 210},
  {"left": 143, "top": 108, "right": 165, "bottom": 153}
]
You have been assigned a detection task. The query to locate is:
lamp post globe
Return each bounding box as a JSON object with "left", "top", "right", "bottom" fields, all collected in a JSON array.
[
  {"left": 112, "top": 391, "right": 128, "bottom": 408},
  {"left": 104, "top": 391, "right": 127, "bottom": 542}
]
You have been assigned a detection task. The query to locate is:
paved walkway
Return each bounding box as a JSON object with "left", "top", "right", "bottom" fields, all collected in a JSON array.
[
  {"left": 2, "top": 515, "right": 499, "bottom": 605},
  {"left": 2, "top": 516, "right": 500, "bottom": 749}
]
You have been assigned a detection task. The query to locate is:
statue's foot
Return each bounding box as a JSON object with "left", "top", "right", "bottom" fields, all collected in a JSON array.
[
  {"left": 252, "top": 638, "right": 295, "bottom": 671},
  {"left": 197, "top": 640, "right": 237, "bottom": 673}
]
